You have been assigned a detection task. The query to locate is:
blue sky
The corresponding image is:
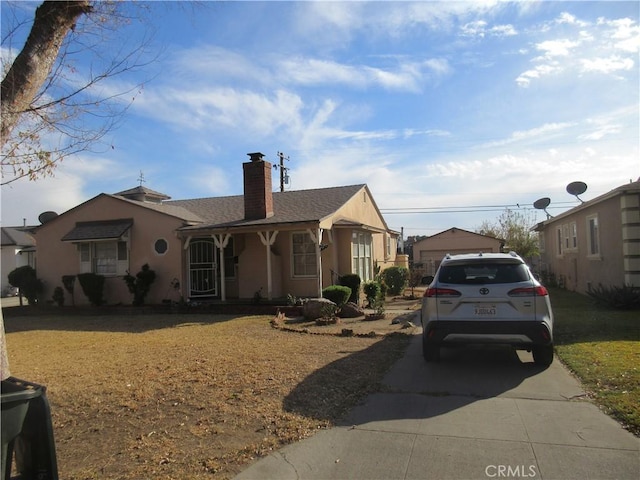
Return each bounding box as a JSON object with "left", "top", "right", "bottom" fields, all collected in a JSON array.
[{"left": 1, "top": 1, "right": 638, "bottom": 237}]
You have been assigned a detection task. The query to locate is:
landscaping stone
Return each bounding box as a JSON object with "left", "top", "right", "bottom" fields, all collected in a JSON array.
[
  {"left": 339, "top": 302, "right": 364, "bottom": 318},
  {"left": 303, "top": 298, "right": 337, "bottom": 320}
]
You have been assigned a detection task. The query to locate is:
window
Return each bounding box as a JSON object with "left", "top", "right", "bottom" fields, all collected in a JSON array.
[
  {"left": 570, "top": 222, "right": 577, "bottom": 250},
  {"left": 292, "top": 232, "right": 317, "bottom": 277},
  {"left": 352, "top": 232, "right": 373, "bottom": 281},
  {"left": 79, "top": 241, "right": 128, "bottom": 275},
  {"left": 587, "top": 215, "right": 600, "bottom": 257},
  {"left": 154, "top": 238, "right": 168, "bottom": 255},
  {"left": 562, "top": 224, "right": 570, "bottom": 250},
  {"left": 556, "top": 227, "right": 563, "bottom": 256}
]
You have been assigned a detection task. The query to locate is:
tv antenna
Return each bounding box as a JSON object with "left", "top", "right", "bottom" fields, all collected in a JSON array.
[
  {"left": 533, "top": 197, "right": 553, "bottom": 219},
  {"left": 273, "top": 151, "right": 290, "bottom": 192},
  {"left": 566, "top": 181, "right": 587, "bottom": 203}
]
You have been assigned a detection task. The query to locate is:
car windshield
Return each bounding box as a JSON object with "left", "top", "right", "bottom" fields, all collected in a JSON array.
[{"left": 438, "top": 262, "right": 529, "bottom": 285}]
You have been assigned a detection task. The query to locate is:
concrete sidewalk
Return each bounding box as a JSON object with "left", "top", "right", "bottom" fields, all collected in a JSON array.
[{"left": 235, "top": 324, "right": 639, "bottom": 480}]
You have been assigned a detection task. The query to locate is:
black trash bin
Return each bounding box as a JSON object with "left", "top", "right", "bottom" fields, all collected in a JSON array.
[{"left": 1, "top": 377, "right": 58, "bottom": 480}]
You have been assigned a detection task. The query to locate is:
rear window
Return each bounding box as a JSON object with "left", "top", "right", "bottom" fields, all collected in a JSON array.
[{"left": 438, "top": 263, "right": 529, "bottom": 285}]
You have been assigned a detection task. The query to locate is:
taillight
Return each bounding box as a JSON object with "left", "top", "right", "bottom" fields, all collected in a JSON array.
[
  {"left": 508, "top": 286, "right": 548, "bottom": 297},
  {"left": 424, "top": 287, "right": 462, "bottom": 298}
]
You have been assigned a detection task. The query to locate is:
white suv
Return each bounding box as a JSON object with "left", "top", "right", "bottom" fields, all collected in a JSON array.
[{"left": 421, "top": 252, "right": 554, "bottom": 366}]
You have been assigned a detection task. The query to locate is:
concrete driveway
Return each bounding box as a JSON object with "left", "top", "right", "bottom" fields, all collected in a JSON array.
[{"left": 236, "top": 327, "right": 639, "bottom": 480}]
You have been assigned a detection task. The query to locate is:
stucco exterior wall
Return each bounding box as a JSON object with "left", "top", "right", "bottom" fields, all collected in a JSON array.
[
  {"left": 540, "top": 194, "right": 627, "bottom": 293},
  {"left": 536, "top": 181, "right": 640, "bottom": 294},
  {"left": 35, "top": 196, "right": 185, "bottom": 306}
]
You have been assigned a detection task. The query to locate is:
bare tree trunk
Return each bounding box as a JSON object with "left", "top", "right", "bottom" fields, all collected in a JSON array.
[{"left": 1, "top": 1, "right": 92, "bottom": 146}]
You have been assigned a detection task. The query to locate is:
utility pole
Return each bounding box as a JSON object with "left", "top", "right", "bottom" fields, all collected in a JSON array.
[{"left": 275, "top": 151, "right": 290, "bottom": 192}]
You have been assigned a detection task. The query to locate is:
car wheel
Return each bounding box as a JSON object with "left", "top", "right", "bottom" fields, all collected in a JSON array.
[
  {"left": 533, "top": 344, "right": 554, "bottom": 366},
  {"left": 422, "top": 335, "right": 440, "bottom": 362}
]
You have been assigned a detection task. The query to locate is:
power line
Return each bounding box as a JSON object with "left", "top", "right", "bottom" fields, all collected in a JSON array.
[{"left": 380, "top": 201, "right": 577, "bottom": 214}]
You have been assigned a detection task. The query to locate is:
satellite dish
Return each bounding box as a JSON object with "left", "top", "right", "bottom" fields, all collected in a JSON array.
[
  {"left": 533, "top": 197, "right": 553, "bottom": 219},
  {"left": 38, "top": 211, "right": 58, "bottom": 224},
  {"left": 566, "top": 181, "right": 587, "bottom": 203}
]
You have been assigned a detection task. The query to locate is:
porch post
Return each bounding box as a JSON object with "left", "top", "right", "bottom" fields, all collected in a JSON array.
[
  {"left": 307, "top": 228, "right": 324, "bottom": 298},
  {"left": 257, "top": 231, "right": 279, "bottom": 300},
  {"left": 212, "top": 233, "right": 231, "bottom": 301}
]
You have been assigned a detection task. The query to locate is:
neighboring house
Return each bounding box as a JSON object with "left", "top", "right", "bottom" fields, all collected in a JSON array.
[
  {"left": 1, "top": 226, "right": 36, "bottom": 296},
  {"left": 533, "top": 180, "right": 640, "bottom": 293},
  {"left": 412, "top": 227, "right": 504, "bottom": 276},
  {"left": 35, "top": 153, "right": 405, "bottom": 306}
]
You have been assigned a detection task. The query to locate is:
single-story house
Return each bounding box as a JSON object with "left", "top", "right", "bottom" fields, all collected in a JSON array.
[
  {"left": 34, "top": 153, "right": 407, "bottom": 306},
  {"left": 1, "top": 226, "right": 36, "bottom": 296},
  {"left": 411, "top": 227, "right": 504, "bottom": 276},
  {"left": 533, "top": 179, "right": 640, "bottom": 293}
]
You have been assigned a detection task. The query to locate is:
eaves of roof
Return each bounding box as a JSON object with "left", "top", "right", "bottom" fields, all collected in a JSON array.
[{"left": 537, "top": 180, "right": 640, "bottom": 228}]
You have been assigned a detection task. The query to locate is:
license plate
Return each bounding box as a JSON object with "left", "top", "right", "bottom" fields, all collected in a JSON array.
[{"left": 474, "top": 305, "right": 497, "bottom": 316}]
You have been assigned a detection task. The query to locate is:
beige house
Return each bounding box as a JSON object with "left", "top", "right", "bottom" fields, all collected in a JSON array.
[
  {"left": 412, "top": 227, "right": 504, "bottom": 276},
  {"left": 533, "top": 180, "right": 640, "bottom": 293},
  {"left": 34, "top": 153, "right": 405, "bottom": 306}
]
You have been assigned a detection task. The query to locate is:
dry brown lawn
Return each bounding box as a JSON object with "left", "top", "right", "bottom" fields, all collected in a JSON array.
[{"left": 4, "top": 312, "right": 413, "bottom": 479}]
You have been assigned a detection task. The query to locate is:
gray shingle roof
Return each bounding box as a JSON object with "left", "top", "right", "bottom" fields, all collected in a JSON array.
[
  {"left": 167, "top": 184, "right": 365, "bottom": 231},
  {"left": 61, "top": 219, "right": 133, "bottom": 242},
  {"left": 1, "top": 227, "right": 36, "bottom": 247}
]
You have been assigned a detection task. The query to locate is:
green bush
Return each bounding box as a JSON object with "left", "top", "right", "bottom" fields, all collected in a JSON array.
[
  {"left": 62, "top": 275, "right": 76, "bottom": 305},
  {"left": 123, "top": 263, "right": 157, "bottom": 306},
  {"left": 322, "top": 285, "right": 351, "bottom": 308},
  {"left": 52, "top": 286, "right": 65, "bottom": 307},
  {"left": 381, "top": 266, "right": 408, "bottom": 296},
  {"left": 339, "top": 274, "right": 361, "bottom": 303},
  {"left": 8, "top": 265, "right": 43, "bottom": 305},
  {"left": 77, "top": 273, "right": 106, "bottom": 306},
  {"left": 363, "top": 281, "right": 381, "bottom": 306},
  {"left": 587, "top": 283, "right": 640, "bottom": 310}
]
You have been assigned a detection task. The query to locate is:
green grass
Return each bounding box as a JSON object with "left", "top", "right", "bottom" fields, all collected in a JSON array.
[{"left": 550, "top": 287, "right": 640, "bottom": 435}]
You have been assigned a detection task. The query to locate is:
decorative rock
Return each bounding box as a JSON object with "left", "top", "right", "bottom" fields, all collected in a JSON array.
[
  {"left": 339, "top": 302, "right": 365, "bottom": 318},
  {"left": 303, "top": 297, "right": 337, "bottom": 320}
]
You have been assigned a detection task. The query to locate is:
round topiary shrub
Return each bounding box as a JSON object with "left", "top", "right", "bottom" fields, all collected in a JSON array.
[{"left": 322, "top": 285, "right": 351, "bottom": 308}]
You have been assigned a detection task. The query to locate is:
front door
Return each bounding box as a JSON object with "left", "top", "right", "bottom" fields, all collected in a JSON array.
[{"left": 188, "top": 238, "right": 217, "bottom": 297}]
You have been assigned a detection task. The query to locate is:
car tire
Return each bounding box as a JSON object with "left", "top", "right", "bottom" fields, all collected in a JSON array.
[
  {"left": 422, "top": 335, "right": 440, "bottom": 362},
  {"left": 533, "top": 344, "right": 554, "bottom": 366}
]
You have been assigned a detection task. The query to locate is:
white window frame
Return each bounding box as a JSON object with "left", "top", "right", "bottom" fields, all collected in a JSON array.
[
  {"left": 291, "top": 232, "right": 317, "bottom": 277},
  {"left": 556, "top": 227, "right": 563, "bottom": 257},
  {"left": 586, "top": 214, "right": 600, "bottom": 258},
  {"left": 79, "top": 239, "right": 129, "bottom": 276},
  {"left": 352, "top": 232, "right": 373, "bottom": 282},
  {"left": 570, "top": 222, "right": 577, "bottom": 250}
]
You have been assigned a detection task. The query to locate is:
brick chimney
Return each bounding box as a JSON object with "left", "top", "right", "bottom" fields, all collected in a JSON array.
[{"left": 243, "top": 152, "right": 274, "bottom": 220}]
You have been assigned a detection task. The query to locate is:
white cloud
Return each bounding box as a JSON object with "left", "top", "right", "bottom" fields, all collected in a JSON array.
[{"left": 581, "top": 55, "right": 635, "bottom": 74}]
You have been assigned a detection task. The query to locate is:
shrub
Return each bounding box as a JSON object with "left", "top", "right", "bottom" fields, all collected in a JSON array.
[
  {"left": 339, "top": 274, "right": 361, "bottom": 304},
  {"left": 8, "top": 265, "right": 43, "bottom": 305},
  {"left": 381, "top": 266, "right": 408, "bottom": 295},
  {"left": 363, "top": 281, "right": 381, "bottom": 307},
  {"left": 52, "top": 286, "right": 65, "bottom": 307},
  {"left": 322, "top": 285, "right": 351, "bottom": 308},
  {"left": 123, "top": 263, "right": 157, "bottom": 306},
  {"left": 77, "top": 273, "right": 106, "bottom": 306},
  {"left": 587, "top": 284, "right": 640, "bottom": 310},
  {"left": 62, "top": 275, "right": 76, "bottom": 305}
]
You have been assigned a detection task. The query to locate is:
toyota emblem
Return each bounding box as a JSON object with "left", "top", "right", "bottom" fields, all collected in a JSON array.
[{"left": 479, "top": 288, "right": 490, "bottom": 295}]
